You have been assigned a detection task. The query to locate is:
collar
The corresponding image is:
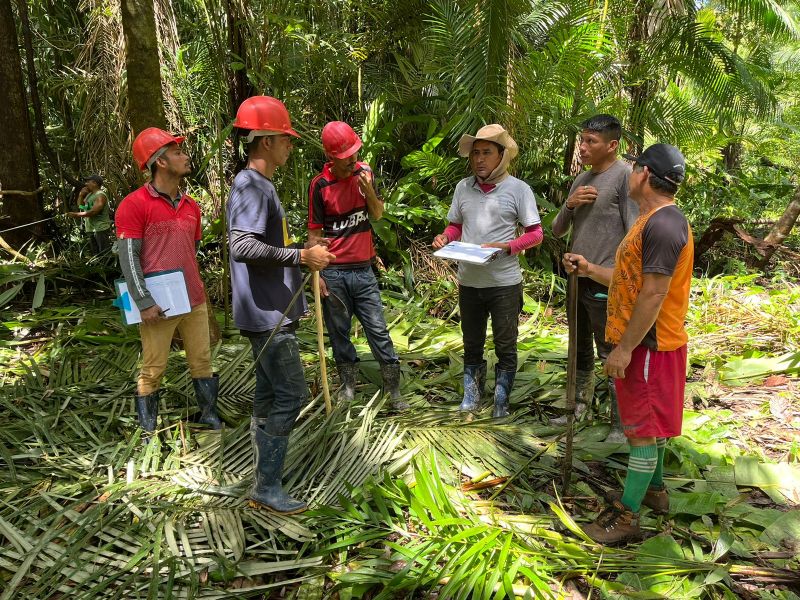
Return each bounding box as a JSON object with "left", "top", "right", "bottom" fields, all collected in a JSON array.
[
  {"left": 471, "top": 178, "right": 498, "bottom": 194},
  {"left": 145, "top": 182, "right": 184, "bottom": 204}
]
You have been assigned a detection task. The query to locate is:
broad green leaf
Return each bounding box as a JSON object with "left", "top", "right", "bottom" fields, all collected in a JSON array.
[{"left": 31, "top": 273, "right": 45, "bottom": 310}]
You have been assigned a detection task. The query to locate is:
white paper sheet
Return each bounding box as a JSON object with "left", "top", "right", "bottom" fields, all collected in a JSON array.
[
  {"left": 114, "top": 270, "right": 191, "bottom": 325},
  {"left": 433, "top": 241, "right": 503, "bottom": 265}
]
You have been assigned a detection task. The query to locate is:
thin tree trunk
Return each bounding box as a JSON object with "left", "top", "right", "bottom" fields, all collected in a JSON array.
[
  {"left": 120, "top": 0, "right": 167, "bottom": 136},
  {"left": 757, "top": 185, "right": 800, "bottom": 267},
  {"left": 16, "top": 0, "right": 79, "bottom": 190},
  {"left": 0, "top": 0, "right": 44, "bottom": 248}
]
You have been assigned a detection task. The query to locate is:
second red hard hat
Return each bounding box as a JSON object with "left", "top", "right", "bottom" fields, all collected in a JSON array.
[{"left": 321, "top": 121, "right": 362, "bottom": 159}]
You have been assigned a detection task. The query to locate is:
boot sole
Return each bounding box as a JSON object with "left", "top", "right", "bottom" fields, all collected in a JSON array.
[{"left": 248, "top": 500, "right": 308, "bottom": 515}]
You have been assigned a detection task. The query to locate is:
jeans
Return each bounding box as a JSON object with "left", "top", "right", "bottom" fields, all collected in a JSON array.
[
  {"left": 138, "top": 302, "right": 212, "bottom": 394},
  {"left": 459, "top": 283, "right": 522, "bottom": 372},
  {"left": 573, "top": 277, "right": 613, "bottom": 371},
  {"left": 321, "top": 267, "right": 398, "bottom": 366},
  {"left": 248, "top": 328, "right": 308, "bottom": 436}
]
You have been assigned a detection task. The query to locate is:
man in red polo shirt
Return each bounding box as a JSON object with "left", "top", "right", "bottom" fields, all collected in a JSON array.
[
  {"left": 115, "top": 127, "right": 222, "bottom": 436},
  {"left": 308, "top": 121, "right": 405, "bottom": 411}
]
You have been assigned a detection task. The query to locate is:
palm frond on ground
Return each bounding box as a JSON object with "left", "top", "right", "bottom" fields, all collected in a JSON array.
[{"left": 1, "top": 273, "right": 799, "bottom": 597}]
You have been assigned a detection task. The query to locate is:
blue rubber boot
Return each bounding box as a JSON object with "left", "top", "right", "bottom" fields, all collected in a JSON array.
[
  {"left": 192, "top": 374, "right": 223, "bottom": 429},
  {"left": 492, "top": 367, "right": 516, "bottom": 418},
  {"left": 135, "top": 390, "right": 159, "bottom": 434},
  {"left": 249, "top": 418, "right": 307, "bottom": 514},
  {"left": 459, "top": 362, "right": 486, "bottom": 412}
]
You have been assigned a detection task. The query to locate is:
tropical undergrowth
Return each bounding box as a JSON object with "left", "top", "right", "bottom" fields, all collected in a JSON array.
[{"left": 0, "top": 256, "right": 799, "bottom": 599}]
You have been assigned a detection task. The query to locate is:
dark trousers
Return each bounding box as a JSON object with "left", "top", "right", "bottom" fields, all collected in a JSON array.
[
  {"left": 248, "top": 328, "right": 308, "bottom": 436},
  {"left": 322, "top": 267, "right": 399, "bottom": 366},
  {"left": 573, "top": 277, "right": 613, "bottom": 371},
  {"left": 459, "top": 283, "right": 522, "bottom": 372},
  {"left": 92, "top": 229, "right": 112, "bottom": 253}
]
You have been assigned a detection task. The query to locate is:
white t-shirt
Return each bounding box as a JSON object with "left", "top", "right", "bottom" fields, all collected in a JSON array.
[{"left": 447, "top": 175, "right": 541, "bottom": 288}]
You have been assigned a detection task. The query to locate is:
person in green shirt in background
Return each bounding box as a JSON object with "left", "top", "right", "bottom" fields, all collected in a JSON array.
[{"left": 69, "top": 174, "right": 113, "bottom": 252}]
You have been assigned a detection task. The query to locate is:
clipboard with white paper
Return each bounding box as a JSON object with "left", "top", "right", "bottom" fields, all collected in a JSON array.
[
  {"left": 113, "top": 269, "right": 191, "bottom": 325},
  {"left": 433, "top": 241, "right": 503, "bottom": 265}
]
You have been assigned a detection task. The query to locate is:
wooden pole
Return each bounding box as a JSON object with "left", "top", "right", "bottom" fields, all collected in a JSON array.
[
  {"left": 561, "top": 270, "right": 579, "bottom": 495},
  {"left": 313, "top": 271, "right": 332, "bottom": 415}
]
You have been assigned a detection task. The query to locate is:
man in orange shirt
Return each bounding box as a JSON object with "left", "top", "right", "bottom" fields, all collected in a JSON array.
[{"left": 564, "top": 144, "right": 692, "bottom": 544}]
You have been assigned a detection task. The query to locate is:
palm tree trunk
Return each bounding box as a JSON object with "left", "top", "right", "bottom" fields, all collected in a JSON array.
[
  {"left": 0, "top": 0, "right": 44, "bottom": 248},
  {"left": 624, "top": 0, "right": 654, "bottom": 151},
  {"left": 120, "top": 0, "right": 167, "bottom": 135}
]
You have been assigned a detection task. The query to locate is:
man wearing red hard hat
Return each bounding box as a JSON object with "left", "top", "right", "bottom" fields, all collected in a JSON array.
[
  {"left": 307, "top": 122, "right": 405, "bottom": 411},
  {"left": 228, "top": 96, "right": 335, "bottom": 514},
  {"left": 115, "top": 127, "right": 222, "bottom": 437}
]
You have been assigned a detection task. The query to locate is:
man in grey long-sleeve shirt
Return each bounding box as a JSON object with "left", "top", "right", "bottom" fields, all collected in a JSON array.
[
  {"left": 552, "top": 114, "right": 637, "bottom": 442},
  {"left": 227, "top": 95, "right": 334, "bottom": 515}
]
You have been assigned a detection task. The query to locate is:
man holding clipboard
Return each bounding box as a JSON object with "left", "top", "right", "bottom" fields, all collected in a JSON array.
[
  {"left": 115, "top": 127, "right": 222, "bottom": 436},
  {"left": 432, "top": 125, "right": 543, "bottom": 418}
]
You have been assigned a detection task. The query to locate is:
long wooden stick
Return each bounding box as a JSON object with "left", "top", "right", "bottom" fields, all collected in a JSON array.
[
  {"left": 561, "top": 270, "right": 579, "bottom": 495},
  {"left": 313, "top": 272, "right": 332, "bottom": 415}
]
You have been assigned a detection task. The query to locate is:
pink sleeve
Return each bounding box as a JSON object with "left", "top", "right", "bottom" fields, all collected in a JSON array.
[
  {"left": 443, "top": 222, "right": 463, "bottom": 242},
  {"left": 508, "top": 224, "right": 543, "bottom": 255}
]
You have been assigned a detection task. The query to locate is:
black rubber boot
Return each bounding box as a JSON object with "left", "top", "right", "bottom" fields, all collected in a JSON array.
[
  {"left": 603, "top": 378, "right": 627, "bottom": 443},
  {"left": 551, "top": 368, "right": 592, "bottom": 425},
  {"left": 135, "top": 390, "right": 160, "bottom": 434},
  {"left": 380, "top": 363, "right": 408, "bottom": 411},
  {"left": 337, "top": 363, "right": 358, "bottom": 402},
  {"left": 492, "top": 367, "right": 516, "bottom": 418},
  {"left": 193, "top": 374, "right": 223, "bottom": 429},
  {"left": 249, "top": 418, "right": 307, "bottom": 514},
  {"left": 459, "top": 362, "right": 486, "bottom": 412}
]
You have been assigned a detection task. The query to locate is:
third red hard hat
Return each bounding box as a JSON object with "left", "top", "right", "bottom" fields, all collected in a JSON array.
[
  {"left": 234, "top": 96, "right": 299, "bottom": 137},
  {"left": 132, "top": 127, "right": 185, "bottom": 171},
  {"left": 321, "top": 121, "right": 362, "bottom": 159}
]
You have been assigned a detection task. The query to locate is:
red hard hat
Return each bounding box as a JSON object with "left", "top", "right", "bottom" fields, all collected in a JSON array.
[
  {"left": 234, "top": 96, "right": 299, "bottom": 137},
  {"left": 132, "top": 127, "right": 185, "bottom": 171},
  {"left": 321, "top": 121, "right": 362, "bottom": 159}
]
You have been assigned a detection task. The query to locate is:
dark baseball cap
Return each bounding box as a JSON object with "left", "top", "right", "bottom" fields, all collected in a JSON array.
[
  {"left": 623, "top": 144, "right": 685, "bottom": 185},
  {"left": 85, "top": 174, "right": 103, "bottom": 186}
]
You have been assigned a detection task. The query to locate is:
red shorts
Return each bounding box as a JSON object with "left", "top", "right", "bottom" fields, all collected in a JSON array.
[{"left": 615, "top": 344, "right": 687, "bottom": 438}]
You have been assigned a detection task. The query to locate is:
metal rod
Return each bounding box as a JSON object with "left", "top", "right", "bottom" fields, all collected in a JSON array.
[{"left": 0, "top": 216, "right": 56, "bottom": 234}]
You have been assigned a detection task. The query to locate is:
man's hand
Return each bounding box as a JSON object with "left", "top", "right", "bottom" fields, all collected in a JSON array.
[
  {"left": 562, "top": 253, "right": 591, "bottom": 276},
  {"left": 300, "top": 244, "right": 335, "bottom": 271},
  {"left": 78, "top": 186, "right": 89, "bottom": 200},
  {"left": 67, "top": 211, "right": 81, "bottom": 218},
  {"left": 604, "top": 346, "right": 632, "bottom": 379},
  {"left": 304, "top": 237, "right": 330, "bottom": 249},
  {"left": 565, "top": 185, "right": 597, "bottom": 210},
  {"left": 140, "top": 305, "right": 164, "bottom": 324},
  {"left": 358, "top": 171, "right": 377, "bottom": 199},
  {"left": 432, "top": 233, "right": 449, "bottom": 249},
  {"left": 318, "top": 276, "right": 330, "bottom": 297},
  {"left": 482, "top": 242, "right": 510, "bottom": 253}
]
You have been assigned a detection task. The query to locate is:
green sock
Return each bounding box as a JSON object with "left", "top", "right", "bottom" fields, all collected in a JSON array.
[
  {"left": 620, "top": 444, "right": 657, "bottom": 512},
  {"left": 650, "top": 438, "right": 667, "bottom": 488}
]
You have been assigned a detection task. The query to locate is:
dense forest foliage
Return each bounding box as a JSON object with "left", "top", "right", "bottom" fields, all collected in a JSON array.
[{"left": 1, "top": 1, "right": 799, "bottom": 599}]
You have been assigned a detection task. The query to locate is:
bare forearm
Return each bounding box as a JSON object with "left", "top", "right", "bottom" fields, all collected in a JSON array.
[
  {"left": 365, "top": 191, "right": 384, "bottom": 220},
  {"left": 585, "top": 262, "right": 613, "bottom": 287}
]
